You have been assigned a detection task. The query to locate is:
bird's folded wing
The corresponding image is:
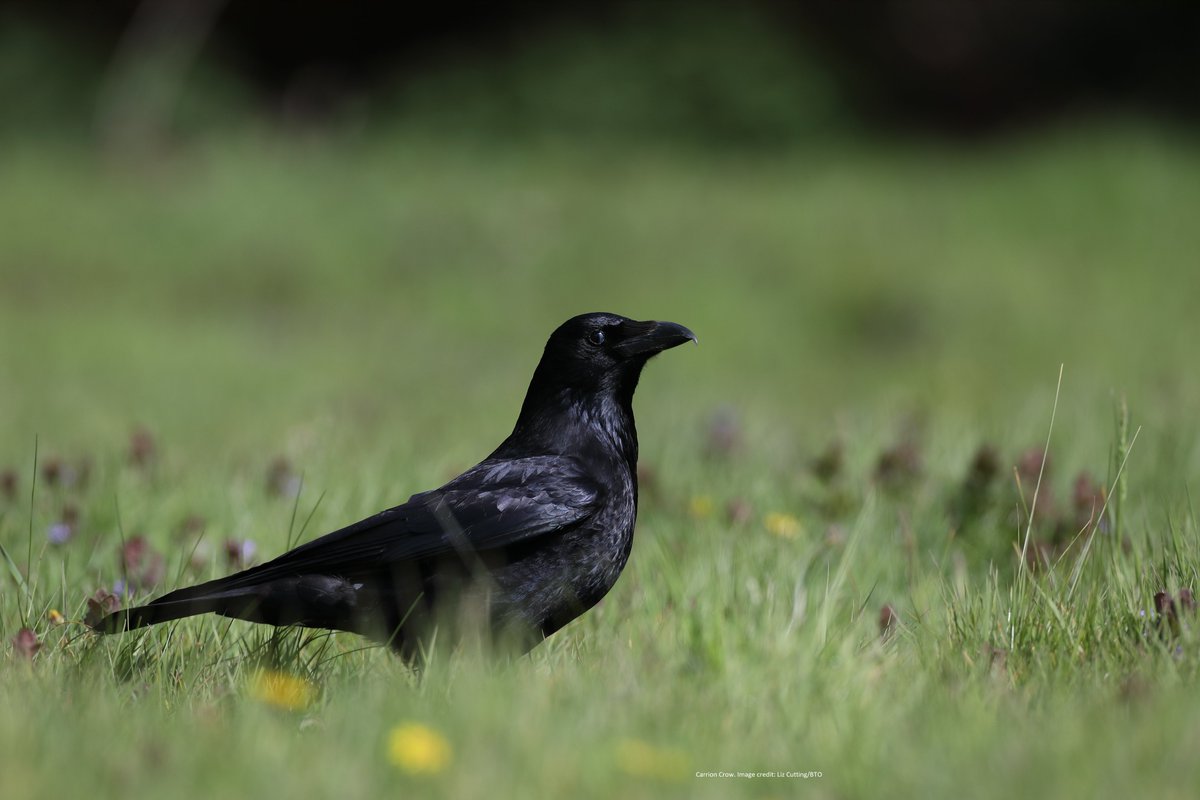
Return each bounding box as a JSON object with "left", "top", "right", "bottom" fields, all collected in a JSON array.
[{"left": 208, "top": 456, "right": 605, "bottom": 590}]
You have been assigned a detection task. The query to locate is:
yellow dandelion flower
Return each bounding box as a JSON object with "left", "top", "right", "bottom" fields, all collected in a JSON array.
[
  {"left": 387, "top": 723, "right": 451, "bottom": 775},
  {"left": 688, "top": 495, "right": 715, "bottom": 519},
  {"left": 248, "top": 669, "right": 315, "bottom": 711},
  {"left": 615, "top": 738, "right": 688, "bottom": 782},
  {"left": 764, "top": 511, "right": 802, "bottom": 540},
  {"left": 48, "top": 609, "right": 66, "bottom": 625}
]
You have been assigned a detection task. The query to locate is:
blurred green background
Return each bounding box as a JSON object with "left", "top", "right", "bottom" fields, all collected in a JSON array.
[
  {"left": 3, "top": 3, "right": 1200, "bottom": 797},
  {"left": 2, "top": 0, "right": 1198, "bottom": 468}
]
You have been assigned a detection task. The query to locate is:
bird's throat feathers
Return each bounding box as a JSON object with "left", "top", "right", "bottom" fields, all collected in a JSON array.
[
  {"left": 568, "top": 389, "right": 640, "bottom": 466},
  {"left": 505, "top": 381, "right": 641, "bottom": 468}
]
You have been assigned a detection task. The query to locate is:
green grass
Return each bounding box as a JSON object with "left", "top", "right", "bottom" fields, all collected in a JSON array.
[{"left": 3, "top": 122, "right": 1200, "bottom": 798}]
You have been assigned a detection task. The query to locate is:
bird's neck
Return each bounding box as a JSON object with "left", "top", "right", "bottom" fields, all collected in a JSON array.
[
  {"left": 502, "top": 388, "right": 639, "bottom": 470},
  {"left": 570, "top": 390, "right": 640, "bottom": 468}
]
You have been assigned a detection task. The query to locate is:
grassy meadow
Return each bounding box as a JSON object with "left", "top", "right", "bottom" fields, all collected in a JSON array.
[{"left": 3, "top": 122, "right": 1200, "bottom": 798}]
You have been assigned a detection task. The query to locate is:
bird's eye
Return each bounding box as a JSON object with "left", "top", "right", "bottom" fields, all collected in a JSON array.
[{"left": 587, "top": 329, "right": 606, "bottom": 347}]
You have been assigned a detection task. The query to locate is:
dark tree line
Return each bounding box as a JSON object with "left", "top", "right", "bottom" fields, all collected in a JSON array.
[{"left": 6, "top": 0, "right": 1199, "bottom": 135}]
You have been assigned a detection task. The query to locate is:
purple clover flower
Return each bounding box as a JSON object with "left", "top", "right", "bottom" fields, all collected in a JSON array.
[{"left": 47, "top": 522, "right": 73, "bottom": 545}]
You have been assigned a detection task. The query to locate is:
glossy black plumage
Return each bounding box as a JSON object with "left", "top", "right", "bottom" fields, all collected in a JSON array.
[{"left": 93, "top": 313, "right": 695, "bottom": 659}]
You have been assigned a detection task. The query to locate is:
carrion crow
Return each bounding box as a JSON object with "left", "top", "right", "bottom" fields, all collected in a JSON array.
[{"left": 93, "top": 312, "right": 695, "bottom": 660}]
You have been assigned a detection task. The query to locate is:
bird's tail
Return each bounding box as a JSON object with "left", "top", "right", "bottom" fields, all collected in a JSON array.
[
  {"left": 91, "top": 578, "right": 263, "bottom": 634},
  {"left": 92, "top": 572, "right": 364, "bottom": 634}
]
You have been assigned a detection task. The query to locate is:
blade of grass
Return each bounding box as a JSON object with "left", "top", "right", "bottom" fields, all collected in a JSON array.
[
  {"left": 1067, "top": 425, "right": 1141, "bottom": 598},
  {"left": 284, "top": 472, "right": 305, "bottom": 550},
  {"left": 21, "top": 435, "right": 40, "bottom": 625},
  {"left": 294, "top": 489, "right": 326, "bottom": 549},
  {"left": 1018, "top": 364, "right": 1063, "bottom": 577}
]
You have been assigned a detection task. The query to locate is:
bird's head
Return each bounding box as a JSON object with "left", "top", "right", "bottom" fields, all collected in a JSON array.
[
  {"left": 535, "top": 312, "right": 696, "bottom": 398},
  {"left": 502, "top": 313, "right": 696, "bottom": 459}
]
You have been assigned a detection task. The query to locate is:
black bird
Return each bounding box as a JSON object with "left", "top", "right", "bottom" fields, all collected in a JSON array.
[{"left": 94, "top": 313, "right": 695, "bottom": 659}]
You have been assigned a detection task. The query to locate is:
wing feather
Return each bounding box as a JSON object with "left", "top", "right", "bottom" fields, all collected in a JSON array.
[{"left": 209, "top": 456, "right": 603, "bottom": 590}]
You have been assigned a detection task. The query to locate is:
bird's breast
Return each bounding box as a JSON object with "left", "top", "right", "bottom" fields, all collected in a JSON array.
[{"left": 490, "top": 468, "right": 637, "bottom": 637}]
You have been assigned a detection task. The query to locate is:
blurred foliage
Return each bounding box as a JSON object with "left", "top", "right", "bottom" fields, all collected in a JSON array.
[
  {"left": 0, "top": 4, "right": 848, "bottom": 147},
  {"left": 0, "top": 12, "right": 255, "bottom": 143},
  {"left": 384, "top": 3, "right": 848, "bottom": 146},
  {"left": 0, "top": 16, "right": 104, "bottom": 137}
]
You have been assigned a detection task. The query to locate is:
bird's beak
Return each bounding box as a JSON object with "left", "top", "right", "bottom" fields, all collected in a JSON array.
[{"left": 614, "top": 320, "right": 698, "bottom": 358}]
